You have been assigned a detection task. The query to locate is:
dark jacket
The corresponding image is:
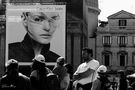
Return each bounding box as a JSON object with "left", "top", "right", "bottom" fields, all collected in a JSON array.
[
  {"left": 30, "top": 67, "right": 50, "bottom": 90},
  {"left": 92, "top": 76, "right": 111, "bottom": 90},
  {"left": 119, "top": 78, "right": 128, "bottom": 90},
  {"left": 30, "top": 67, "right": 60, "bottom": 90},
  {"left": 8, "top": 33, "right": 60, "bottom": 62},
  {"left": 0, "top": 73, "right": 32, "bottom": 90}
]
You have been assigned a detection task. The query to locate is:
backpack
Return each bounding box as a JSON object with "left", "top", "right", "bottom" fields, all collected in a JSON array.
[{"left": 46, "top": 73, "right": 60, "bottom": 90}]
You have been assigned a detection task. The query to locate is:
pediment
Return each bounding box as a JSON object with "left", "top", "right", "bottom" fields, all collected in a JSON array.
[{"left": 108, "top": 10, "right": 135, "bottom": 19}]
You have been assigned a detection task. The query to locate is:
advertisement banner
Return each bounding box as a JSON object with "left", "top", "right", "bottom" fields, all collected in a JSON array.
[{"left": 6, "top": 4, "right": 66, "bottom": 66}]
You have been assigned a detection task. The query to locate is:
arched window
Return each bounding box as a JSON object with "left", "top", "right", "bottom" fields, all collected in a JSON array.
[
  {"left": 120, "top": 54, "right": 125, "bottom": 66},
  {"left": 104, "top": 54, "right": 110, "bottom": 66},
  {"left": 118, "top": 51, "right": 128, "bottom": 66},
  {"left": 102, "top": 51, "right": 112, "bottom": 66}
]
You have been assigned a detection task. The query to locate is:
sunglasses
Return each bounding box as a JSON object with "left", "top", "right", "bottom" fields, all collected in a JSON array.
[{"left": 23, "top": 12, "right": 60, "bottom": 25}]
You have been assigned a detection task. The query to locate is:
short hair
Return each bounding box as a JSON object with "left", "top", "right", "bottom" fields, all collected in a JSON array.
[
  {"left": 82, "top": 47, "right": 93, "bottom": 57},
  {"left": 31, "top": 60, "right": 46, "bottom": 70}
]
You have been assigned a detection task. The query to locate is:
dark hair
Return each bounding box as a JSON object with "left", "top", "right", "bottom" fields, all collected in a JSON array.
[
  {"left": 6, "top": 59, "right": 18, "bottom": 70},
  {"left": 64, "top": 64, "right": 73, "bottom": 76},
  {"left": 31, "top": 60, "right": 46, "bottom": 70},
  {"left": 82, "top": 47, "right": 93, "bottom": 57}
]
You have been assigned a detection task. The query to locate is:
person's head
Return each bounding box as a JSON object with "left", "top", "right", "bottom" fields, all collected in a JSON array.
[
  {"left": 5, "top": 59, "right": 19, "bottom": 78},
  {"left": 82, "top": 47, "right": 93, "bottom": 62},
  {"left": 32, "top": 54, "right": 46, "bottom": 70},
  {"left": 56, "top": 57, "right": 65, "bottom": 66},
  {"left": 97, "top": 65, "right": 107, "bottom": 73},
  {"left": 22, "top": 12, "right": 60, "bottom": 44},
  {"left": 118, "top": 70, "right": 125, "bottom": 78},
  {"left": 64, "top": 63, "right": 73, "bottom": 75},
  {"left": 97, "top": 65, "right": 107, "bottom": 77}
]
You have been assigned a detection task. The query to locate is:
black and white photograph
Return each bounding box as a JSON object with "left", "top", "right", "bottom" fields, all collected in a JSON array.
[
  {"left": 6, "top": 4, "right": 65, "bottom": 64},
  {"left": 0, "top": 0, "right": 135, "bottom": 90}
]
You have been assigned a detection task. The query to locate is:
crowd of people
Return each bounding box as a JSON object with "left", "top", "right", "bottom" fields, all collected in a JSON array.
[
  {"left": 0, "top": 54, "right": 73, "bottom": 90},
  {"left": 1, "top": 47, "right": 135, "bottom": 90}
]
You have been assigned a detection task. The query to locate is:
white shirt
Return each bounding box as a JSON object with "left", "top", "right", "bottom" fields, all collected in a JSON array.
[{"left": 74, "top": 59, "right": 99, "bottom": 85}]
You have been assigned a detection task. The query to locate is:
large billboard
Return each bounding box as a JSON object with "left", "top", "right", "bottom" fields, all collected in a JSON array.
[{"left": 6, "top": 3, "right": 66, "bottom": 66}]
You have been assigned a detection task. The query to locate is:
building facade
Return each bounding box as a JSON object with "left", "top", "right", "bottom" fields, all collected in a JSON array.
[
  {"left": 0, "top": 3, "right": 5, "bottom": 76},
  {"left": 83, "top": 0, "right": 100, "bottom": 58},
  {"left": 96, "top": 10, "right": 135, "bottom": 71},
  {"left": 66, "top": 13, "right": 87, "bottom": 71}
]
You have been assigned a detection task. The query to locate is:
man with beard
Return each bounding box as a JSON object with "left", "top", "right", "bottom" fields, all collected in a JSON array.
[{"left": 73, "top": 47, "right": 99, "bottom": 90}]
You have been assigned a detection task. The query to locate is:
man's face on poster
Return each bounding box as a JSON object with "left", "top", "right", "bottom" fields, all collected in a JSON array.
[{"left": 23, "top": 12, "right": 60, "bottom": 44}]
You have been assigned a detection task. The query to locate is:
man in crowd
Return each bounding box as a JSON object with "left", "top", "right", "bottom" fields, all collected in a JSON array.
[
  {"left": 73, "top": 47, "right": 100, "bottom": 90},
  {"left": 30, "top": 54, "right": 51, "bottom": 90},
  {"left": 118, "top": 70, "right": 128, "bottom": 90},
  {"left": 0, "top": 59, "right": 32, "bottom": 90},
  {"left": 91, "top": 65, "right": 110, "bottom": 90},
  {"left": 53, "top": 57, "right": 70, "bottom": 90},
  {"left": 30, "top": 54, "right": 60, "bottom": 90}
]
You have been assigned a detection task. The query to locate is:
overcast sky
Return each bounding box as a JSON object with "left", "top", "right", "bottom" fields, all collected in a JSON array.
[{"left": 99, "top": 0, "right": 135, "bottom": 21}]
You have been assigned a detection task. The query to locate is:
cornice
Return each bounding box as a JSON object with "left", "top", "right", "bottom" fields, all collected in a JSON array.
[
  {"left": 97, "top": 30, "right": 135, "bottom": 34},
  {"left": 87, "top": 6, "right": 101, "bottom": 15}
]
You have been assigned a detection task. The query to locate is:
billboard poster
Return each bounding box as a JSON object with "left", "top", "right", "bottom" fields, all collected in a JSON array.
[{"left": 6, "top": 4, "right": 66, "bottom": 66}]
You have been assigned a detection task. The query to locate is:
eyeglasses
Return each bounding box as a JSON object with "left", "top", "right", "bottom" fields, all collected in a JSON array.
[{"left": 26, "top": 13, "right": 60, "bottom": 25}]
